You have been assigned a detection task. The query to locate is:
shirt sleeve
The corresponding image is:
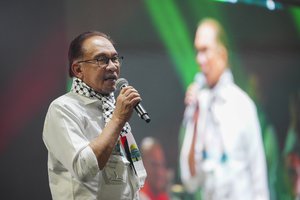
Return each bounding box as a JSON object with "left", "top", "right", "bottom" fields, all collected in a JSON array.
[
  {"left": 73, "top": 145, "right": 100, "bottom": 181},
  {"left": 245, "top": 101, "right": 270, "bottom": 200},
  {"left": 43, "top": 100, "right": 100, "bottom": 181}
]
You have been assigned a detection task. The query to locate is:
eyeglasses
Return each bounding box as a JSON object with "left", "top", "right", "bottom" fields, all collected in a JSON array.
[{"left": 77, "top": 55, "right": 123, "bottom": 68}]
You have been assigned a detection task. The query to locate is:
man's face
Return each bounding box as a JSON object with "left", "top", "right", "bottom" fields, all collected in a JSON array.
[
  {"left": 194, "top": 23, "right": 226, "bottom": 88},
  {"left": 144, "top": 146, "right": 168, "bottom": 193},
  {"left": 76, "top": 36, "right": 120, "bottom": 94},
  {"left": 286, "top": 153, "right": 300, "bottom": 195}
]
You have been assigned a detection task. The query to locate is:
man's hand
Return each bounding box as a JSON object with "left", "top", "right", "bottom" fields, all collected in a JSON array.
[
  {"left": 185, "top": 82, "right": 199, "bottom": 106},
  {"left": 113, "top": 86, "right": 141, "bottom": 123}
]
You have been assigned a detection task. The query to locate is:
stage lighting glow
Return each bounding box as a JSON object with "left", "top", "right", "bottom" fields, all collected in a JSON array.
[
  {"left": 214, "top": 0, "right": 237, "bottom": 3},
  {"left": 213, "top": 0, "right": 282, "bottom": 10},
  {"left": 266, "top": 0, "right": 276, "bottom": 10}
]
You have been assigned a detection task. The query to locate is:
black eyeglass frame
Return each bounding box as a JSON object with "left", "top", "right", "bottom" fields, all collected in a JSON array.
[{"left": 77, "top": 55, "right": 124, "bottom": 68}]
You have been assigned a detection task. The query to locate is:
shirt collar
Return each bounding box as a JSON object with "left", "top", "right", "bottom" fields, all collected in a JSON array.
[
  {"left": 72, "top": 92, "right": 99, "bottom": 105},
  {"left": 212, "top": 69, "right": 233, "bottom": 91},
  {"left": 209, "top": 69, "right": 234, "bottom": 102},
  {"left": 70, "top": 77, "right": 113, "bottom": 106}
]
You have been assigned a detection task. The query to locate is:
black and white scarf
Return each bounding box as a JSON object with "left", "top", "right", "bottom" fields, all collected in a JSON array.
[{"left": 71, "top": 78, "right": 131, "bottom": 135}]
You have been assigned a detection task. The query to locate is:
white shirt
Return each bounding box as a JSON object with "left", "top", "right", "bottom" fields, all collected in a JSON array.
[
  {"left": 43, "top": 92, "right": 140, "bottom": 200},
  {"left": 180, "top": 70, "right": 269, "bottom": 200}
]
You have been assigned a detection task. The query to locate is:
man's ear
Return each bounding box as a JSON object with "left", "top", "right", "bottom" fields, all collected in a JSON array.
[
  {"left": 71, "top": 63, "right": 83, "bottom": 79},
  {"left": 218, "top": 45, "right": 228, "bottom": 63}
]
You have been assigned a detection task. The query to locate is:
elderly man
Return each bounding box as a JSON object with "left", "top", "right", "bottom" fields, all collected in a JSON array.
[
  {"left": 43, "top": 31, "right": 146, "bottom": 200},
  {"left": 180, "top": 18, "right": 269, "bottom": 200}
]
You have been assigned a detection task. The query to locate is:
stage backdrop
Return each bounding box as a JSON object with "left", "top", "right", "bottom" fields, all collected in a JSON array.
[{"left": 0, "top": 0, "right": 299, "bottom": 199}]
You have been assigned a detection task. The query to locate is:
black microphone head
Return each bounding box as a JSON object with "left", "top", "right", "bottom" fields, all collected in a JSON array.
[{"left": 116, "top": 78, "right": 128, "bottom": 90}]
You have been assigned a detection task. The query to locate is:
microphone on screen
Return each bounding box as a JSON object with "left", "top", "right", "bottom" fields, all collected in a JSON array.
[{"left": 116, "top": 78, "right": 151, "bottom": 123}]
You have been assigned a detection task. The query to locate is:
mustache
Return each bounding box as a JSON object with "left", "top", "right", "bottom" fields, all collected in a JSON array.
[{"left": 104, "top": 74, "right": 118, "bottom": 80}]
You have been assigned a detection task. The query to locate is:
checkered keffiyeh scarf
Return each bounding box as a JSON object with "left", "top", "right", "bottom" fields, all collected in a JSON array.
[{"left": 71, "top": 77, "right": 131, "bottom": 135}]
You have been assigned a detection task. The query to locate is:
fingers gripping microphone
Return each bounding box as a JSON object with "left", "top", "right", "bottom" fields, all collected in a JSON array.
[{"left": 116, "top": 78, "right": 151, "bottom": 123}]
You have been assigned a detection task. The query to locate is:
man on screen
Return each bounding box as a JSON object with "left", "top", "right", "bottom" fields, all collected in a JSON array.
[{"left": 180, "top": 18, "right": 269, "bottom": 200}]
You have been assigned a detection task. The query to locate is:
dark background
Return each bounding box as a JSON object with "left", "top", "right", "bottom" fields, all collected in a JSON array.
[{"left": 0, "top": 0, "right": 299, "bottom": 199}]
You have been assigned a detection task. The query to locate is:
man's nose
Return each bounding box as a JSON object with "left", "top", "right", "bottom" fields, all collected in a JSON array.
[
  {"left": 197, "top": 52, "right": 206, "bottom": 65},
  {"left": 106, "top": 60, "right": 118, "bottom": 71}
]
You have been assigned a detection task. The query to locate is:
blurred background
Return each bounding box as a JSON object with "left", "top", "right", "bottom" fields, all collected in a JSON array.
[{"left": 0, "top": 0, "right": 299, "bottom": 199}]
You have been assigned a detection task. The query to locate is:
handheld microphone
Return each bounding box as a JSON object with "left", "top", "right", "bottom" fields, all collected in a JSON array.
[{"left": 116, "top": 78, "right": 151, "bottom": 123}]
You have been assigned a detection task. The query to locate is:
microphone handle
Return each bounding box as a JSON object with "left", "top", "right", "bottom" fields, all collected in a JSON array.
[{"left": 134, "top": 103, "right": 151, "bottom": 123}]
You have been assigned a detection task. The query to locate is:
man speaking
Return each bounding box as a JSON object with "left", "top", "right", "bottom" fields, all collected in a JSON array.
[{"left": 42, "top": 31, "right": 146, "bottom": 200}]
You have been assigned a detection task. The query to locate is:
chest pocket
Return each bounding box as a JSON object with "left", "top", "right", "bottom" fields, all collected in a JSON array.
[
  {"left": 99, "top": 155, "right": 134, "bottom": 200},
  {"left": 102, "top": 155, "right": 129, "bottom": 185}
]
